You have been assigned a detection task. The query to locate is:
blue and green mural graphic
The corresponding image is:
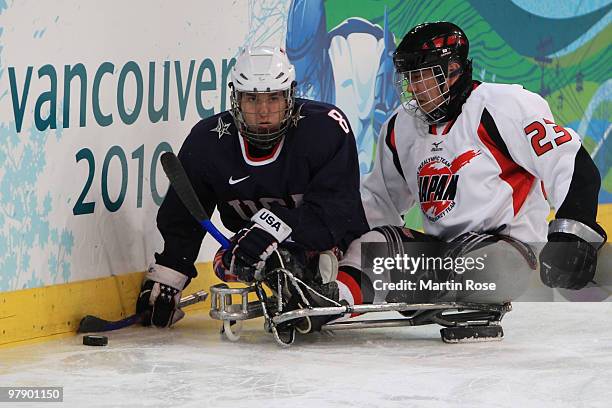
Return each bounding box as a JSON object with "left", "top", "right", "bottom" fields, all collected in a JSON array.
[{"left": 285, "top": 0, "right": 611, "bottom": 212}]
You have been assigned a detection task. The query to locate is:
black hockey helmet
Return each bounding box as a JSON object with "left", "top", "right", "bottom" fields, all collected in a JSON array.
[{"left": 393, "top": 21, "right": 473, "bottom": 123}]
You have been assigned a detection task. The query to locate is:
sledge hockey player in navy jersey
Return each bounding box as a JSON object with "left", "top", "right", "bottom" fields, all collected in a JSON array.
[
  {"left": 136, "top": 46, "right": 369, "bottom": 329},
  {"left": 339, "top": 22, "right": 607, "bottom": 307}
]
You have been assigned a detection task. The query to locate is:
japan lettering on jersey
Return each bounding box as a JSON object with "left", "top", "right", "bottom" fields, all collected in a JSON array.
[{"left": 417, "top": 150, "right": 480, "bottom": 222}]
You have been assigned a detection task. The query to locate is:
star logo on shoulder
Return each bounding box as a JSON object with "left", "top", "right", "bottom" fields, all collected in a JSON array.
[
  {"left": 211, "top": 117, "right": 231, "bottom": 139},
  {"left": 291, "top": 104, "right": 306, "bottom": 127}
]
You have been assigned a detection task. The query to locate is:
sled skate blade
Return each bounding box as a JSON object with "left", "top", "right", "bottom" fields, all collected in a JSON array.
[
  {"left": 220, "top": 320, "right": 243, "bottom": 342},
  {"left": 440, "top": 325, "right": 504, "bottom": 343},
  {"left": 273, "top": 326, "right": 296, "bottom": 347}
]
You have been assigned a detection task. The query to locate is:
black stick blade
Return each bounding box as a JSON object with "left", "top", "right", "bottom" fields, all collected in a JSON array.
[
  {"left": 160, "top": 152, "right": 209, "bottom": 222},
  {"left": 77, "top": 291, "right": 207, "bottom": 333},
  {"left": 78, "top": 315, "right": 113, "bottom": 333},
  {"left": 77, "top": 314, "right": 141, "bottom": 333}
]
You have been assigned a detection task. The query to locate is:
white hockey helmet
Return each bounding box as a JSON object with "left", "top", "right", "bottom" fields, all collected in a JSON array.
[{"left": 230, "top": 46, "right": 296, "bottom": 149}]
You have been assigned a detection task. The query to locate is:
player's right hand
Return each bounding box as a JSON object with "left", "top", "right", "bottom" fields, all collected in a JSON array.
[{"left": 136, "top": 264, "right": 188, "bottom": 327}]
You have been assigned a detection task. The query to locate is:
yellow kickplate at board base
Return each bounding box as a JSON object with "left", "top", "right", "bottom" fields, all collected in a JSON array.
[
  {"left": 0, "top": 262, "right": 220, "bottom": 348},
  {"left": 0, "top": 272, "right": 144, "bottom": 347}
]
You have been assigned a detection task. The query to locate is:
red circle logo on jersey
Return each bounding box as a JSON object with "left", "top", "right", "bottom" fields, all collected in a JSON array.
[{"left": 417, "top": 150, "right": 480, "bottom": 222}]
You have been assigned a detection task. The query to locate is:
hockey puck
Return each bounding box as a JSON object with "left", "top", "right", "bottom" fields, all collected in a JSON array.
[{"left": 83, "top": 335, "right": 108, "bottom": 346}]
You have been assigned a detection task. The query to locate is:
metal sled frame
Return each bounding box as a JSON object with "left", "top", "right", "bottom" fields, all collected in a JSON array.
[{"left": 209, "top": 282, "right": 512, "bottom": 346}]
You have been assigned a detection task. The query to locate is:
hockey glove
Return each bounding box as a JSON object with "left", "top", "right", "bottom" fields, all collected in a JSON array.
[
  {"left": 136, "top": 263, "right": 188, "bottom": 327},
  {"left": 539, "top": 219, "right": 606, "bottom": 290},
  {"left": 230, "top": 208, "right": 292, "bottom": 282},
  {"left": 212, "top": 245, "right": 253, "bottom": 282}
]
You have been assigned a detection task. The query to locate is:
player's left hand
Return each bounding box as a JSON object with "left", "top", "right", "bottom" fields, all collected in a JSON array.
[
  {"left": 539, "top": 221, "right": 606, "bottom": 290},
  {"left": 230, "top": 208, "right": 292, "bottom": 282},
  {"left": 231, "top": 225, "right": 278, "bottom": 281}
]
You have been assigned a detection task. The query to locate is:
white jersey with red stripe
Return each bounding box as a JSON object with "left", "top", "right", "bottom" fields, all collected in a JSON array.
[{"left": 362, "top": 82, "right": 583, "bottom": 242}]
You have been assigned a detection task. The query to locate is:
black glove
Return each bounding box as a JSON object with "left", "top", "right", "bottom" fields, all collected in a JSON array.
[
  {"left": 539, "top": 220, "right": 606, "bottom": 290},
  {"left": 231, "top": 226, "right": 278, "bottom": 274},
  {"left": 214, "top": 245, "right": 259, "bottom": 283},
  {"left": 229, "top": 208, "right": 292, "bottom": 282},
  {"left": 136, "top": 264, "right": 188, "bottom": 327}
]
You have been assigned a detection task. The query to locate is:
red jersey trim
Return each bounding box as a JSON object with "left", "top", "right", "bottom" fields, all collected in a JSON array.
[
  {"left": 337, "top": 270, "right": 363, "bottom": 311},
  {"left": 477, "top": 123, "right": 534, "bottom": 216},
  {"left": 428, "top": 119, "right": 456, "bottom": 135},
  {"left": 238, "top": 135, "right": 284, "bottom": 166}
]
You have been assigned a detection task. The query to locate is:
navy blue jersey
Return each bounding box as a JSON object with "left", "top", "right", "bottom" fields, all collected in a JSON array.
[{"left": 155, "top": 99, "right": 369, "bottom": 278}]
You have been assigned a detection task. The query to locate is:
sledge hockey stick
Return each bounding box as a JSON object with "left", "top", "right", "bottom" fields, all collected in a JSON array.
[
  {"left": 160, "top": 151, "right": 231, "bottom": 249},
  {"left": 77, "top": 290, "right": 209, "bottom": 333},
  {"left": 79, "top": 153, "right": 230, "bottom": 333}
]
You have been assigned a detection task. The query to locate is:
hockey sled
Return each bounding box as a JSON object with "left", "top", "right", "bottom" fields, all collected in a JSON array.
[{"left": 209, "top": 279, "right": 511, "bottom": 347}]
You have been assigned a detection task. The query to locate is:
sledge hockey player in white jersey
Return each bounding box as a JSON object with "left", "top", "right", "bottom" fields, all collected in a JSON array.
[
  {"left": 136, "top": 46, "right": 369, "bottom": 333},
  {"left": 340, "top": 22, "right": 607, "bottom": 308}
]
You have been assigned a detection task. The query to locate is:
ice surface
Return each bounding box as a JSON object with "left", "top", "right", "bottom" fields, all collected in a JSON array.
[{"left": 1, "top": 303, "right": 611, "bottom": 408}]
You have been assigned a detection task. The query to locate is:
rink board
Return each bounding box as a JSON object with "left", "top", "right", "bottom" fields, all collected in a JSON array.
[{"left": 0, "top": 263, "right": 217, "bottom": 347}]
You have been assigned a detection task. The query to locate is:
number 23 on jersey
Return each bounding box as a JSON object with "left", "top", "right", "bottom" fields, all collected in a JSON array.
[{"left": 524, "top": 119, "right": 573, "bottom": 156}]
